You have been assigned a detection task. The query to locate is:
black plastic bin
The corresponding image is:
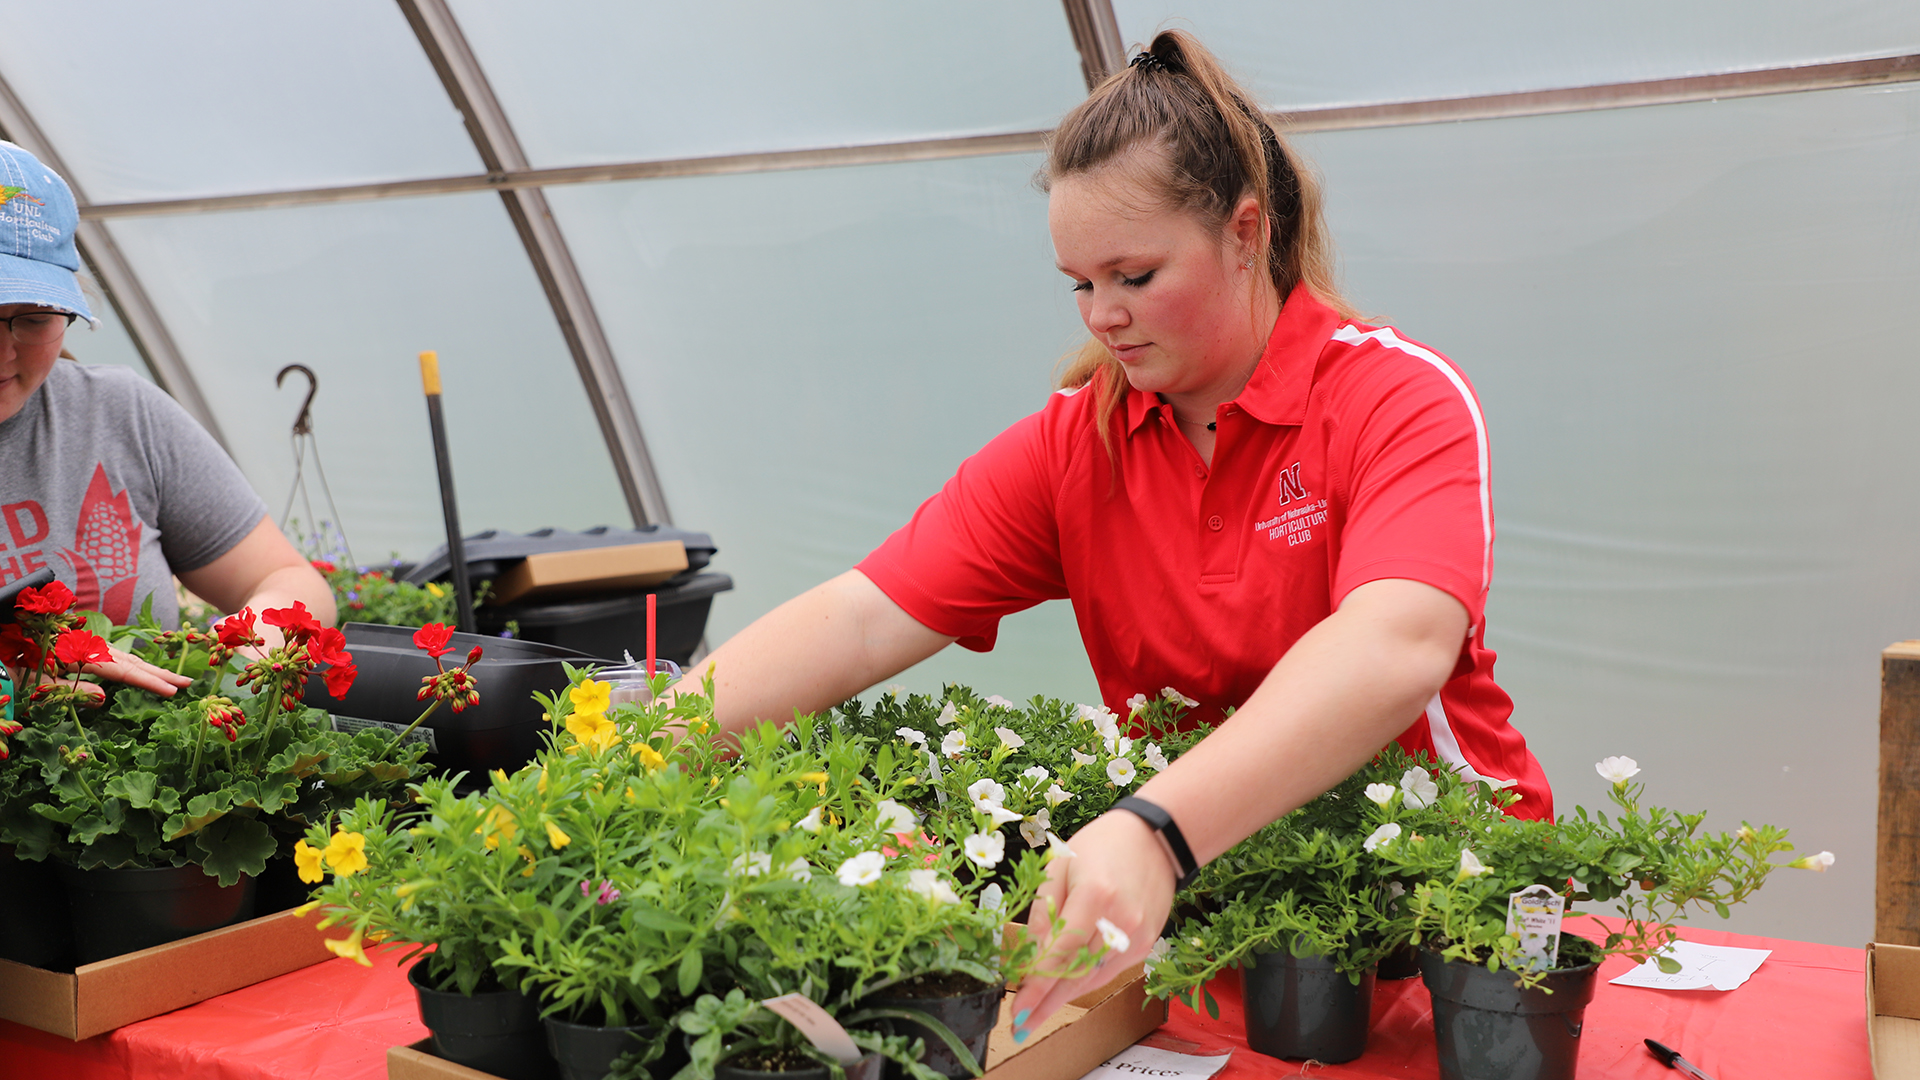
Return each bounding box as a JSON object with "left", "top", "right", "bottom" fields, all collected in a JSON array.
[
  {"left": 404, "top": 526, "right": 732, "bottom": 668},
  {"left": 479, "top": 572, "right": 732, "bottom": 667},
  {"left": 306, "top": 623, "right": 611, "bottom": 777}
]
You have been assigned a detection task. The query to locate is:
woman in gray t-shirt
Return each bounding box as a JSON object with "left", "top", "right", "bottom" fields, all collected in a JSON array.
[{"left": 0, "top": 139, "right": 332, "bottom": 695}]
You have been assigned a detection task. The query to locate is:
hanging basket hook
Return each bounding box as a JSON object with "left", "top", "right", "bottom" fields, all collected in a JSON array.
[{"left": 276, "top": 364, "right": 318, "bottom": 436}]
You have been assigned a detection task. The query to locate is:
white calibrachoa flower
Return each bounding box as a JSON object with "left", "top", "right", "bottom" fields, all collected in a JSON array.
[
  {"left": 978, "top": 883, "right": 1005, "bottom": 913},
  {"left": 885, "top": 684, "right": 906, "bottom": 701},
  {"left": 1458, "top": 849, "right": 1490, "bottom": 878},
  {"left": 1363, "top": 823, "right": 1403, "bottom": 853},
  {"left": 876, "top": 799, "right": 919, "bottom": 833},
  {"left": 781, "top": 857, "right": 811, "bottom": 882},
  {"left": 941, "top": 729, "right": 968, "bottom": 758},
  {"left": 1107, "top": 757, "right": 1138, "bottom": 786},
  {"left": 1104, "top": 732, "right": 1133, "bottom": 756},
  {"left": 1789, "top": 850, "right": 1836, "bottom": 871},
  {"left": 1126, "top": 692, "right": 1149, "bottom": 716},
  {"left": 995, "top": 727, "right": 1026, "bottom": 751},
  {"left": 1096, "top": 917, "right": 1131, "bottom": 952},
  {"left": 905, "top": 869, "right": 961, "bottom": 904},
  {"left": 1045, "top": 783, "right": 1075, "bottom": 807},
  {"left": 1071, "top": 749, "right": 1098, "bottom": 767},
  {"left": 963, "top": 831, "right": 1006, "bottom": 868},
  {"left": 1020, "top": 809, "right": 1051, "bottom": 847},
  {"left": 732, "top": 852, "right": 773, "bottom": 877},
  {"left": 1047, "top": 831, "right": 1076, "bottom": 857},
  {"left": 967, "top": 778, "right": 1008, "bottom": 812},
  {"left": 1596, "top": 756, "right": 1641, "bottom": 786},
  {"left": 796, "top": 806, "right": 823, "bottom": 833},
  {"left": 936, "top": 702, "right": 960, "bottom": 726},
  {"left": 1023, "top": 766, "right": 1050, "bottom": 783},
  {"left": 1485, "top": 777, "right": 1520, "bottom": 790},
  {"left": 1143, "top": 938, "right": 1172, "bottom": 975},
  {"left": 1401, "top": 768, "right": 1439, "bottom": 810},
  {"left": 896, "top": 727, "right": 926, "bottom": 747},
  {"left": 984, "top": 695, "right": 1015, "bottom": 709},
  {"left": 1143, "top": 744, "right": 1170, "bottom": 772},
  {"left": 985, "top": 805, "right": 1023, "bottom": 826},
  {"left": 1162, "top": 687, "right": 1200, "bottom": 708},
  {"left": 1365, "top": 782, "right": 1397, "bottom": 807},
  {"left": 837, "top": 851, "right": 886, "bottom": 886}
]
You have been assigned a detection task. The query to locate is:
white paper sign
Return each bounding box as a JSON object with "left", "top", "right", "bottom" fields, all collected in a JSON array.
[
  {"left": 1506, "top": 885, "right": 1565, "bottom": 972},
  {"left": 1075, "top": 1045, "right": 1233, "bottom": 1080},
  {"left": 1608, "top": 939, "right": 1772, "bottom": 991},
  {"left": 760, "top": 994, "right": 864, "bottom": 1064}
]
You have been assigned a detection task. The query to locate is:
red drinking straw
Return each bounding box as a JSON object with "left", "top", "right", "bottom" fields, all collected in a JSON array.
[{"left": 646, "top": 592, "right": 657, "bottom": 679}]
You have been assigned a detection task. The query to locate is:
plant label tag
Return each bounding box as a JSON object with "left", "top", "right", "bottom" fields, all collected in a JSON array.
[
  {"left": 1506, "top": 885, "right": 1565, "bottom": 972},
  {"left": 329, "top": 714, "right": 438, "bottom": 753},
  {"left": 760, "top": 994, "right": 863, "bottom": 1064}
]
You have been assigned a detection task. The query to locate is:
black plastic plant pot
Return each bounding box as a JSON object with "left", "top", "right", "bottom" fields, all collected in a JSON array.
[
  {"left": 1377, "top": 942, "right": 1422, "bottom": 981},
  {"left": 307, "top": 623, "right": 610, "bottom": 778},
  {"left": 546, "top": 1014, "right": 674, "bottom": 1080},
  {"left": 1418, "top": 939, "right": 1601, "bottom": 1080},
  {"left": 409, "top": 960, "right": 557, "bottom": 1080},
  {"left": 863, "top": 976, "right": 1004, "bottom": 1079},
  {"left": 55, "top": 863, "right": 255, "bottom": 965},
  {"left": 713, "top": 1050, "right": 886, "bottom": 1080},
  {"left": 0, "top": 847, "right": 74, "bottom": 971},
  {"left": 1240, "top": 946, "right": 1375, "bottom": 1064},
  {"left": 480, "top": 572, "right": 733, "bottom": 667}
]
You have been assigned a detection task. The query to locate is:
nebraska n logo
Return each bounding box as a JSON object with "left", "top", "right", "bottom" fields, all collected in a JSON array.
[{"left": 1276, "top": 462, "right": 1307, "bottom": 506}]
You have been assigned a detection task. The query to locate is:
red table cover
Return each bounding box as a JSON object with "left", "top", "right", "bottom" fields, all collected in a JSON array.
[{"left": 0, "top": 917, "right": 1869, "bottom": 1080}]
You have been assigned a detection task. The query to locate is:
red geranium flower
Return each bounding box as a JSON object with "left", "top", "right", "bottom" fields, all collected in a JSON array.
[
  {"left": 0, "top": 624, "right": 43, "bottom": 671},
  {"left": 262, "top": 601, "right": 321, "bottom": 644},
  {"left": 310, "top": 560, "right": 336, "bottom": 574},
  {"left": 52, "top": 628, "right": 113, "bottom": 668},
  {"left": 413, "top": 623, "right": 454, "bottom": 660},
  {"left": 307, "top": 626, "right": 352, "bottom": 668},
  {"left": 216, "top": 608, "right": 263, "bottom": 650},
  {"left": 323, "top": 660, "right": 358, "bottom": 699},
  {"left": 16, "top": 581, "right": 75, "bottom": 615}
]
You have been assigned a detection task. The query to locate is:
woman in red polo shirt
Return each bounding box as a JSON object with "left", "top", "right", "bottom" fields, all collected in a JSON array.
[{"left": 677, "top": 30, "right": 1550, "bottom": 1033}]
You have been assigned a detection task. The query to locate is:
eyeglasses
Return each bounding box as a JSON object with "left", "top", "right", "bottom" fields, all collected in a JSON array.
[{"left": 1, "top": 310, "right": 77, "bottom": 345}]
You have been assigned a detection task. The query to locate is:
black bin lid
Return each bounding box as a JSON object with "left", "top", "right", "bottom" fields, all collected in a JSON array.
[{"left": 404, "top": 525, "right": 717, "bottom": 586}]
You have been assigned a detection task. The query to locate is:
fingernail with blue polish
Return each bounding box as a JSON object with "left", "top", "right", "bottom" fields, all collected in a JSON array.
[
  {"left": 1013, "top": 1027, "right": 1029, "bottom": 1044},
  {"left": 1013, "top": 1009, "right": 1030, "bottom": 1029}
]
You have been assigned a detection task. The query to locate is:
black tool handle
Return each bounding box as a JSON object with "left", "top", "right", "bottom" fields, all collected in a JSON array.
[{"left": 420, "top": 352, "right": 476, "bottom": 635}]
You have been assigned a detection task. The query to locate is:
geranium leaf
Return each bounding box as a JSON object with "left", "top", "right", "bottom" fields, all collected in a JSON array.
[
  {"left": 104, "top": 770, "right": 160, "bottom": 808},
  {"left": 194, "top": 814, "right": 277, "bottom": 887}
]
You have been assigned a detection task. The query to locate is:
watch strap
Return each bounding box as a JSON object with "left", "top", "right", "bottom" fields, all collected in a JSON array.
[{"left": 1113, "top": 795, "right": 1201, "bottom": 890}]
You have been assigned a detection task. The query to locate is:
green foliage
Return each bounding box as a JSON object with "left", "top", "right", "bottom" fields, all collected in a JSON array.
[{"left": 305, "top": 673, "right": 1086, "bottom": 1079}]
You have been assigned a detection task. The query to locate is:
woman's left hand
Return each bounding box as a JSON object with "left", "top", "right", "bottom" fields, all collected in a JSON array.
[{"left": 1006, "top": 809, "right": 1175, "bottom": 1041}]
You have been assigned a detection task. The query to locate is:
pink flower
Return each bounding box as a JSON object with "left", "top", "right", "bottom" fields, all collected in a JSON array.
[{"left": 579, "top": 878, "right": 622, "bottom": 905}]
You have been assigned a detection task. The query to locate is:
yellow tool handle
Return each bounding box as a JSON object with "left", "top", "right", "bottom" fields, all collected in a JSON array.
[{"left": 418, "top": 350, "right": 441, "bottom": 396}]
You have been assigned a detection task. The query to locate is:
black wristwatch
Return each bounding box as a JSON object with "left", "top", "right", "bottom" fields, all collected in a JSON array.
[{"left": 1113, "top": 795, "right": 1202, "bottom": 890}]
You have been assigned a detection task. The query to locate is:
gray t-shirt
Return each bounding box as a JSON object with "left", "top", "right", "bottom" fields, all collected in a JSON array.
[{"left": 0, "top": 360, "right": 265, "bottom": 627}]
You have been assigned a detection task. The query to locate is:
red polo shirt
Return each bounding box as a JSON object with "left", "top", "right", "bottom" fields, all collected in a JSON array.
[{"left": 858, "top": 286, "right": 1551, "bottom": 819}]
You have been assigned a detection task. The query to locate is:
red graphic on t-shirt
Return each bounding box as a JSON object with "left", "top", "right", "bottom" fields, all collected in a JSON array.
[{"left": 59, "top": 465, "right": 140, "bottom": 623}]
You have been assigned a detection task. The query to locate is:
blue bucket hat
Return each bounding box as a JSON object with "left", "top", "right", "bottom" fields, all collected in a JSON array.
[{"left": 0, "top": 140, "right": 93, "bottom": 322}]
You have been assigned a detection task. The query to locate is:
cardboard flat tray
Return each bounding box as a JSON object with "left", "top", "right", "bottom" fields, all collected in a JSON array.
[
  {"left": 1871, "top": 942, "right": 1920, "bottom": 1078},
  {"left": 0, "top": 907, "right": 333, "bottom": 1040},
  {"left": 388, "top": 965, "right": 1167, "bottom": 1080},
  {"left": 487, "top": 541, "right": 690, "bottom": 605}
]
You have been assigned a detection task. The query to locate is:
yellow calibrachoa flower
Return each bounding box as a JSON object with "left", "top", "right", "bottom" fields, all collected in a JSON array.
[
  {"left": 476, "top": 804, "right": 518, "bottom": 849},
  {"left": 425, "top": 582, "right": 446, "bottom": 598},
  {"left": 293, "top": 839, "right": 325, "bottom": 884},
  {"left": 323, "top": 830, "right": 368, "bottom": 877},
  {"left": 293, "top": 899, "right": 323, "bottom": 917},
  {"left": 631, "top": 742, "right": 666, "bottom": 771},
  {"left": 516, "top": 844, "right": 537, "bottom": 877},
  {"left": 537, "top": 767, "right": 548, "bottom": 794},
  {"left": 566, "top": 710, "right": 618, "bottom": 755},
  {"left": 569, "top": 678, "right": 611, "bottom": 717},
  {"left": 545, "top": 820, "right": 572, "bottom": 849},
  {"left": 326, "top": 927, "right": 370, "bottom": 966},
  {"left": 799, "top": 771, "right": 830, "bottom": 795}
]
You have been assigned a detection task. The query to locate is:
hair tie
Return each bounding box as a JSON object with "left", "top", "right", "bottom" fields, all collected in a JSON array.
[{"left": 1129, "top": 50, "right": 1168, "bottom": 73}]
